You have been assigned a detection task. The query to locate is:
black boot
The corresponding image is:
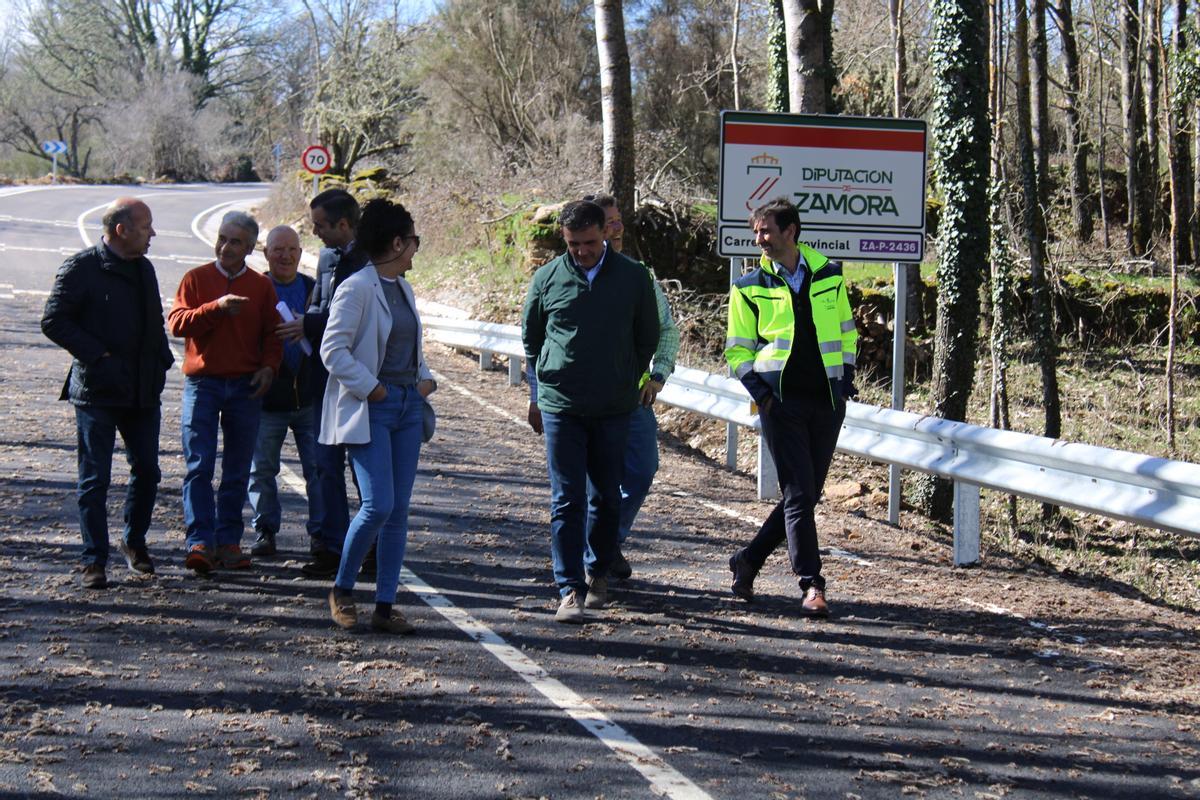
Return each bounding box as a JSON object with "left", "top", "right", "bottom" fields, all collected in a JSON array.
[{"left": 729, "top": 550, "right": 756, "bottom": 602}]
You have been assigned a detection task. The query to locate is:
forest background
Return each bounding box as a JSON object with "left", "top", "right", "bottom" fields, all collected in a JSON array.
[{"left": 1, "top": 0, "right": 1198, "bottom": 608}]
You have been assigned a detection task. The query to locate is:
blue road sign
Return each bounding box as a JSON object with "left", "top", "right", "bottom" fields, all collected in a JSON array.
[{"left": 40, "top": 140, "right": 68, "bottom": 155}]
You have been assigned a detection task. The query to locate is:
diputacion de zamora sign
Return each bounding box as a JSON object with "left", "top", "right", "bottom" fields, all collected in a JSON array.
[{"left": 718, "top": 111, "right": 927, "bottom": 263}]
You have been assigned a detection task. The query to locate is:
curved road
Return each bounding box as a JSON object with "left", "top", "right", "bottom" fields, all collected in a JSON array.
[{"left": 0, "top": 184, "right": 1198, "bottom": 799}]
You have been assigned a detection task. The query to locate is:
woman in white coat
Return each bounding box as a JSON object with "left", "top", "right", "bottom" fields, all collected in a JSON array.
[{"left": 320, "top": 198, "right": 436, "bottom": 634}]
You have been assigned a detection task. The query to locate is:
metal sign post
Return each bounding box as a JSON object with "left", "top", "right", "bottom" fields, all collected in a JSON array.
[
  {"left": 301, "top": 144, "right": 332, "bottom": 195},
  {"left": 40, "top": 140, "right": 68, "bottom": 183},
  {"left": 888, "top": 261, "right": 908, "bottom": 524},
  {"left": 716, "top": 111, "right": 928, "bottom": 506}
]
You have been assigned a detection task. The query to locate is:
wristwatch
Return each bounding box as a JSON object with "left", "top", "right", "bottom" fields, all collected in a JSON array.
[{"left": 650, "top": 372, "right": 665, "bottom": 384}]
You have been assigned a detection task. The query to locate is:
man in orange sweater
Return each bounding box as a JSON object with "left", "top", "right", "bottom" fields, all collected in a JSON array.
[{"left": 168, "top": 211, "right": 282, "bottom": 575}]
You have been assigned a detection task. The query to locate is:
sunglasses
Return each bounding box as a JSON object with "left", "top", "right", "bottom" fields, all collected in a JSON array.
[{"left": 406, "top": 234, "right": 421, "bottom": 250}]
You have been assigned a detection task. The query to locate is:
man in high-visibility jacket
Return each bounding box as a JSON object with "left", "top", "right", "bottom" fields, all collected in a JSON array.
[{"left": 724, "top": 197, "right": 858, "bottom": 617}]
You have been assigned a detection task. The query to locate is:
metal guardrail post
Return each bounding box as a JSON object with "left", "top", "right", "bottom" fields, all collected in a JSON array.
[
  {"left": 725, "top": 422, "right": 737, "bottom": 470},
  {"left": 887, "top": 463, "right": 903, "bottom": 526},
  {"left": 509, "top": 356, "right": 522, "bottom": 387},
  {"left": 757, "top": 432, "right": 779, "bottom": 500},
  {"left": 953, "top": 481, "right": 981, "bottom": 566}
]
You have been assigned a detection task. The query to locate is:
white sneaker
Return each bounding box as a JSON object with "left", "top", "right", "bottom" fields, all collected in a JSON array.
[
  {"left": 555, "top": 590, "right": 586, "bottom": 624},
  {"left": 584, "top": 574, "right": 607, "bottom": 609}
]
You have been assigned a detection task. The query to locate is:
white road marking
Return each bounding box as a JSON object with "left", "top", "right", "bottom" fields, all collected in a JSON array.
[
  {"left": 0, "top": 213, "right": 192, "bottom": 238},
  {"left": 402, "top": 567, "right": 714, "bottom": 800},
  {"left": 163, "top": 344, "right": 711, "bottom": 797},
  {"left": 960, "top": 597, "right": 1124, "bottom": 655}
]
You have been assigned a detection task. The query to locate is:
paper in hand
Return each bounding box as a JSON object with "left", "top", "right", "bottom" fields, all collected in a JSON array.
[{"left": 276, "top": 301, "right": 313, "bottom": 356}]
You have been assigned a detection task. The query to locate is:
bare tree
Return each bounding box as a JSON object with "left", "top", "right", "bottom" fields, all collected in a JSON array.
[
  {"left": 781, "top": 0, "right": 834, "bottom": 112},
  {"left": 1016, "top": 0, "right": 1062, "bottom": 443},
  {"left": 595, "top": 0, "right": 635, "bottom": 222},
  {"left": 1053, "top": 0, "right": 1094, "bottom": 242},
  {"left": 1122, "top": 0, "right": 1154, "bottom": 254}
]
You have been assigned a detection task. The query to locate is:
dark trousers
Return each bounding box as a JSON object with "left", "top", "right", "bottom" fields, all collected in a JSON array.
[
  {"left": 541, "top": 410, "right": 630, "bottom": 596},
  {"left": 75, "top": 405, "right": 162, "bottom": 566},
  {"left": 743, "top": 396, "right": 845, "bottom": 590},
  {"left": 312, "top": 398, "right": 350, "bottom": 555}
]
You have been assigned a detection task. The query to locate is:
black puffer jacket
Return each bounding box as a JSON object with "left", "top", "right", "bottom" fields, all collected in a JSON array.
[{"left": 41, "top": 243, "right": 173, "bottom": 408}]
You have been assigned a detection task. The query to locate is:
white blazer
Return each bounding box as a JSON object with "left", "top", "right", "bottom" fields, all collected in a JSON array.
[{"left": 318, "top": 264, "right": 434, "bottom": 445}]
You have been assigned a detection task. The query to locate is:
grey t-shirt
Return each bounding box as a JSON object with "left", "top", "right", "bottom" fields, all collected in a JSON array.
[{"left": 378, "top": 277, "right": 419, "bottom": 386}]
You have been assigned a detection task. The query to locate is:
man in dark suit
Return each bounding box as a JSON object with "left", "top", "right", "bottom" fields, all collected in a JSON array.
[{"left": 297, "top": 189, "right": 369, "bottom": 578}]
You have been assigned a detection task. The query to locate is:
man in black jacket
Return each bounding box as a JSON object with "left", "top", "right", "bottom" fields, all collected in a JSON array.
[
  {"left": 298, "top": 189, "right": 369, "bottom": 578},
  {"left": 41, "top": 198, "right": 173, "bottom": 589}
]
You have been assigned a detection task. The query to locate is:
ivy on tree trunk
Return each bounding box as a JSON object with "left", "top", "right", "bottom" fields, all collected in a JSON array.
[{"left": 912, "top": 0, "right": 991, "bottom": 520}]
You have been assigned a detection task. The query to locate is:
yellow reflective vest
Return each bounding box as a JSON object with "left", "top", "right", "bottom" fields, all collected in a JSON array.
[{"left": 724, "top": 243, "right": 857, "bottom": 407}]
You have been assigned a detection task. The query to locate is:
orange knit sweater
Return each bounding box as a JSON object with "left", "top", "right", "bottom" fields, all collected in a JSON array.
[{"left": 167, "top": 262, "right": 282, "bottom": 378}]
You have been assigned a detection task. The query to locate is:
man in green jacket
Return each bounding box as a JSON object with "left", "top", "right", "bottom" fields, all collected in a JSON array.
[
  {"left": 522, "top": 200, "right": 659, "bottom": 623},
  {"left": 725, "top": 197, "right": 858, "bottom": 617}
]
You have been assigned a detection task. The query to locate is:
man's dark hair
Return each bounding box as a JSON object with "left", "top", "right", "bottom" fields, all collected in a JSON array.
[
  {"left": 559, "top": 200, "right": 606, "bottom": 232},
  {"left": 749, "top": 197, "right": 802, "bottom": 242},
  {"left": 358, "top": 198, "right": 414, "bottom": 259},
  {"left": 102, "top": 203, "right": 137, "bottom": 236},
  {"left": 310, "top": 188, "right": 361, "bottom": 229},
  {"left": 583, "top": 193, "right": 617, "bottom": 210}
]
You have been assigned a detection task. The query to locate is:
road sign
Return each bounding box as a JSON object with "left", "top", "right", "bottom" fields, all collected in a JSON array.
[
  {"left": 301, "top": 145, "right": 331, "bottom": 175},
  {"left": 718, "top": 111, "right": 927, "bottom": 262},
  {"left": 40, "top": 140, "right": 68, "bottom": 155}
]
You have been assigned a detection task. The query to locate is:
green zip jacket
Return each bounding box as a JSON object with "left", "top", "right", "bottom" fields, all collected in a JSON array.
[
  {"left": 725, "top": 242, "right": 857, "bottom": 407},
  {"left": 522, "top": 248, "right": 659, "bottom": 417}
]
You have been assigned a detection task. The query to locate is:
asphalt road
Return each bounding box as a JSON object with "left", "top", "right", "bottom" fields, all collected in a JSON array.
[{"left": 1, "top": 183, "right": 1199, "bottom": 800}]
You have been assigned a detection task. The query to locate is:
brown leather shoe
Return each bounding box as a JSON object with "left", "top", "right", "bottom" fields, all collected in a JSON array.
[
  {"left": 800, "top": 586, "right": 829, "bottom": 618},
  {"left": 329, "top": 588, "right": 357, "bottom": 630},
  {"left": 371, "top": 609, "right": 415, "bottom": 635},
  {"left": 81, "top": 563, "right": 108, "bottom": 590}
]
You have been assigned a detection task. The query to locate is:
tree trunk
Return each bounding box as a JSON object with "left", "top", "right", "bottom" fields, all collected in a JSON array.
[
  {"left": 731, "top": 0, "right": 742, "bottom": 110},
  {"left": 912, "top": 0, "right": 991, "bottom": 520},
  {"left": 1016, "top": 0, "right": 1063, "bottom": 443},
  {"left": 1167, "top": 0, "right": 1193, "bottom": 268},
  {"left": 1031, "top": 0, "right": 1051, "bottom": 221},
  {"left": 1162, "top": 0, "right": 1185, "bottom": 451},
  {"left": 767, "top": 0, "right": 790, "bottom": 112},
  {"left": 595, "top": 0, "right": 636, "bottom": 227},
  {"left": 989, "top": 0, "right": 1019, "bottom": 530},
  {"left": 1054, "top": 0, "right": 1093, "bottom": 242},
  {"left": 1092, "top": 0, "right": 1112, "bottom": 250},
  {"left": 1122, "top": 0, "right": 1153, "bottom": 254},
  {"left": 889, "top": 0, "right": 920, "bottom": 319},
  {"left": 890, "top": 0, "right": 908, "bottom": 117},
  {"left": 781, "top": 0, "right": 830, "bottom": 113},
  {"left": 1144, "top": 0, "right": 1161, "bottom": 237}
]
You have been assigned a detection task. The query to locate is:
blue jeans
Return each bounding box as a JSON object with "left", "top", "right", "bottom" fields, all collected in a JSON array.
[
  {"left": 248, "top": 405, "right": 323, "bottom": 537},
  {"left": 335, "top": 383, "right": 424, "bottom": 604},
  {"left": 585, "top": 404, "right": 658, "bottom": 567},
  {"left": 74, "top": 405, "right": 162, "bottom": 567},
  {"left": 541, "top": 410, "right": 630, "bottom": 597},
  {"left": 181, "top": 376, "right": 262, "bottom": 550},
  {"left": 313, "top": 401, "right": 350, "bottom": 555}
]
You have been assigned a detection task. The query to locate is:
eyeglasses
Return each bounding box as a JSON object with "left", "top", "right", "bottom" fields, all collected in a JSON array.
[{"left": 406, "top": 234, "right": 421, "bottom": 250}]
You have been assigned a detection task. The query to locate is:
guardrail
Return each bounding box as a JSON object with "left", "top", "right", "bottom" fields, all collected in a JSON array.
[{"left": 422, "top": 315, "right": 1200, "bottom": 565}]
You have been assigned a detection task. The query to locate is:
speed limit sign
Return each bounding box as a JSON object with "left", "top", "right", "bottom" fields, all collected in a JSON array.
[{"left": 301, "top": 145, "right": 331, "bottom": 175}]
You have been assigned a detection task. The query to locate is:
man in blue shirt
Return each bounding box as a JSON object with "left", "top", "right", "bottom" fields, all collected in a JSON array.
[{"left": 248, "top": 226, "right": 322, "bottom": 557}]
